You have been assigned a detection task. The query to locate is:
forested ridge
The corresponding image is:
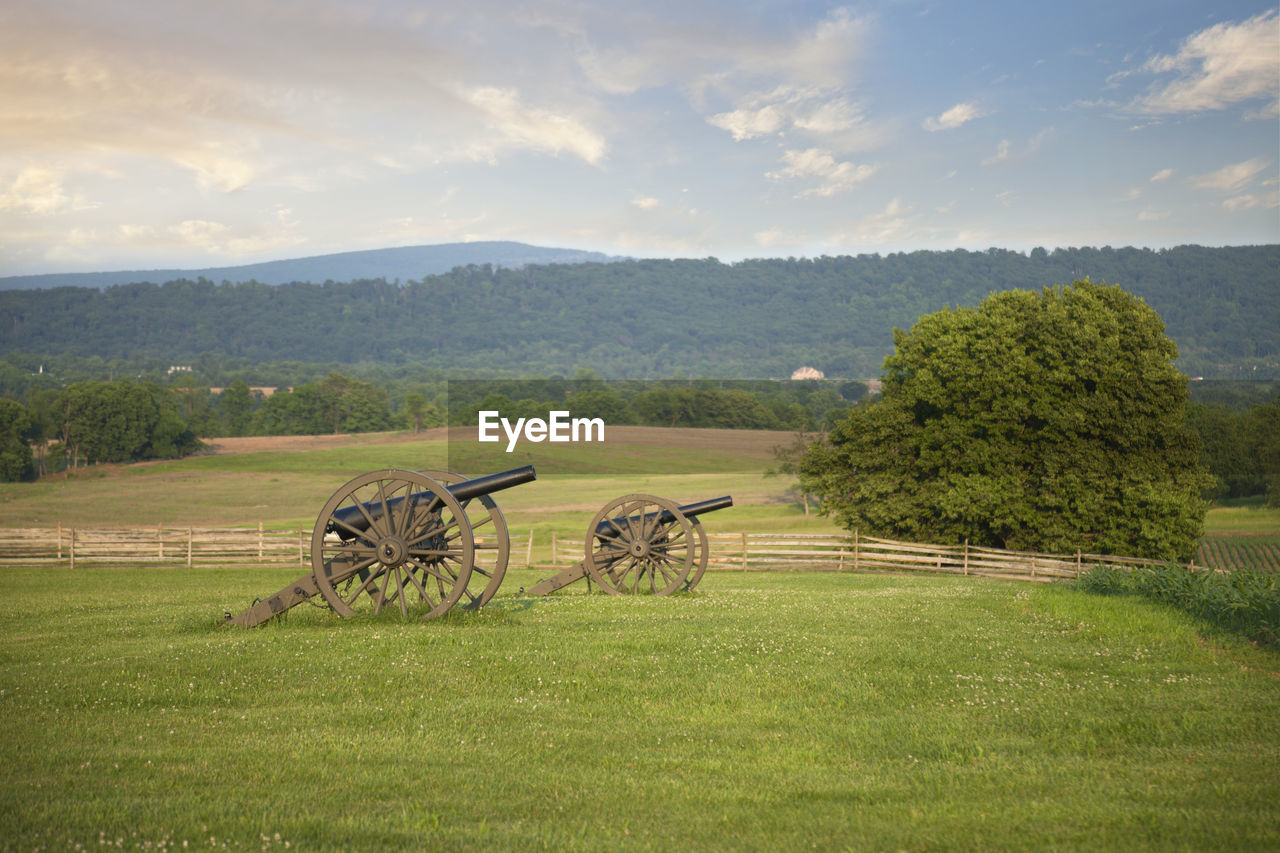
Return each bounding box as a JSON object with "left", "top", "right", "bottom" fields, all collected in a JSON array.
[{"left": 1, "top": 244, "right": 1275, "bottom": 379}]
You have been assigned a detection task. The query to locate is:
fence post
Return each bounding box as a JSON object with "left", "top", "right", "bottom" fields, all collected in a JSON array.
[
  {"left": 1075, "top": 550, "right": 1081, "bottom": 579},
  {"left": 298, "top": 528, "right": 305, "bottom": 564},
  {"left": 158, "top": 523, "right": 164, "bottom": 559},
  {"left": 853, "top": 530, "right": 859, "bottom": 573},
  {"left": 57, "top": 521, "right": 62, "bottom": 561},
  {"left": 258, "top": 522, "right": 264, "bottom": 561},
  {"left": 70, "top": 528, "right": 76, "bottom": 569},
  {"left": 551, "top": 531, "right": 557, "bottom": 564},
  {"left": 963, "top": 539, "right": 969, "bottom": 576},
  {"left": 741, "top": 531, "right": 748, "bottom": 572},
  {"left": 525, "top": 528, "right": 534, "bottom": 568},
  {"left": 187, "top": 528, "right": 193, "bottom": 568}
]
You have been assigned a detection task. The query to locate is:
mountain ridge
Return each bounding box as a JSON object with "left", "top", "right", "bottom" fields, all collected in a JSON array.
[{"left": 0, "top": 241, "right": 623, "bottom": 290}]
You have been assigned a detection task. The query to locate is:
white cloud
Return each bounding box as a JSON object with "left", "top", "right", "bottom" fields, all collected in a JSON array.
[
  {"left": 631, "top": 196, "right": 660, "bottom": 210},
  {"left": 708, "top": 103, "right": 788, "bottom": 141},
  {"left": 766, "top": 148, "right": 878, "bottom": 197},
  {"left": 1150, "top": 168, "right": 1175, "bottom": 182},
  {"left": 923, "top": 102, "right": 990, "bottom": 131},
  {"left": 847, "top": 198, "right": 913, "bottom": 244},
  {"left": 462, "top": 87, "right": 606, "bottom": 166},
  {"left": 0, "top": 167, "right": 69, "bottom": 214},
  {"left": 982, "top": 140, "right": 1012, "bottom": 166},
  {"left": 1128, "top": 11, "right": 1279, "bottom": 115},
  {"left": 1221, "top": 192, "right": 1280, "bottom": 211},
  {"left": 1137, "top": 206, "right": 1170, "bottom": 221},
  {"left": 1191, "top": 157, "right": 1270, "bottom": 192},
  {"left": 981, "top": 129, "right": 1052, "bottom": 166},
  {"left": 708, "top": 88, "right": 869, "bottom": 142}
]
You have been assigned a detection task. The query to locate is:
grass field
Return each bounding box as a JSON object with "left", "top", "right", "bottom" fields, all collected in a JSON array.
[
  {"left": 3, "top": 566, "right": 1278, "bottom": 851},
  {"left": 3, "top": 429, "right": 1280, "bottom": 849}
]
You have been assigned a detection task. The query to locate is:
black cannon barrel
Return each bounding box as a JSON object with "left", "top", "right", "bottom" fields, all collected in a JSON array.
[
  {"left": 330, "top": 465, "right": 536, "bottom": 535},
  {"left": 594, "top": 495, "right": 733, "bottom": 538}
]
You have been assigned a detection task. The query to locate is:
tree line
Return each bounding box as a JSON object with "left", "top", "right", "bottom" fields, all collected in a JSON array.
[
  {"left": 0, "top": 374, "right": 867, "bottom": 481},
  {"left": 1, "top": 245, "right": 1275, "bottom": 381}
]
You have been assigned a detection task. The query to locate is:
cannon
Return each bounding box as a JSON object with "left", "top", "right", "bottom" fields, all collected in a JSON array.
[
  {"left": 225, "top": 465, "right": 733, "bottom": 627},
  {"left": 225, "top": 465, "right": 536, "bottom": 627},
  {"left": 525, "top": 493, "right": 734, "bottom": 597}
]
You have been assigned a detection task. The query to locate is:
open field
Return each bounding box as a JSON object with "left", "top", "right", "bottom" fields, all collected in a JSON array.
[
  {"left": 2, "top": 567, "right": 1278, "bottom": 851},
  {"left": 0, "top": 428, "right": 841, "bottom": 544}
]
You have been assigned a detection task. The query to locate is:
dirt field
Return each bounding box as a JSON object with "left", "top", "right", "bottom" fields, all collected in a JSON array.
[{"left": 199, "top": 425, "right": 792, "bottom": 462}]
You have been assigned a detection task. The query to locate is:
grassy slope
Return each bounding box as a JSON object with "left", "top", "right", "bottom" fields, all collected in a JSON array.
[{"left": 1, "top": 569, "right": 1277, "bottom": 851}]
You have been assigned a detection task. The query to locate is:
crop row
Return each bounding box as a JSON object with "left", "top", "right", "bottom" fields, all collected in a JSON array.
[{"left": 1195, "top": 537, "right": 1280, "bottom": 572}]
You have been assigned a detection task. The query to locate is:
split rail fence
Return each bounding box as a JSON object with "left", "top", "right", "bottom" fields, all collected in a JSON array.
[{"left": 0, "top": 526, "right": 1183, "bottom": 580}]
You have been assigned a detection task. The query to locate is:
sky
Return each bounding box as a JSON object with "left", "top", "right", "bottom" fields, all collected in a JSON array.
[{"left": 1, "top": 0, "right": 1277, "bottom": 275}]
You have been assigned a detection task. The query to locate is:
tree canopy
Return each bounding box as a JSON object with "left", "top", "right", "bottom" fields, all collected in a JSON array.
[{"left": 799, "top": 280, "right": 1212, "bottom": 561}]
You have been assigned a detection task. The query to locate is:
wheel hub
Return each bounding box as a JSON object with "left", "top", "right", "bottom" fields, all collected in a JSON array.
[
  {"left": 377, "top": 536, "right": 408, "bottom": 567},
  {"left": 628, "top": 539, "right": 651, "bottom": 558}
]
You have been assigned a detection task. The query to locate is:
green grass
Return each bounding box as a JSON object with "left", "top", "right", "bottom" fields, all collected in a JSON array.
[
  {"left": 2, "top": 567, "right": 1278, "bottom": 851},
  {"left": 1076, "top": 564, "right": 1280, "bottom": 644}
]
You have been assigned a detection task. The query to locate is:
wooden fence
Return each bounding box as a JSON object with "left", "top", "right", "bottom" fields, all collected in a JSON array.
[
  {"left": 1, "top": 526, "right": 1190, "bottom": 579},
  {"left": 0, "top": 524, "right": 308, "bottom": 568},
  {"left": 544, "top": 530, "right": 1174, "bottom": 582}
]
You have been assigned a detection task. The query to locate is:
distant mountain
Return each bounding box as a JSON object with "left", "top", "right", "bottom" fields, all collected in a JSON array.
[
  {"left": 0, "top": 241, "right": 623, "bottom": 290},
  {"left": 2, "top": 244, "right": 1275, "bottom": 380}
]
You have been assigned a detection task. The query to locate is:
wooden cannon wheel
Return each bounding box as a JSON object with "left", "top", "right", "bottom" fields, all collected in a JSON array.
[
  {"left": 584, "top": 494, "right": 695, "bottom": 596},
  {"left": 311, "top": 469, "right": 475, "bottom": 620},
  {"left": 685, "top": 518, "right": 709, "bottom": 592},
  {"left": 420, "top": 469, "right": 510, "bottom": 609}
]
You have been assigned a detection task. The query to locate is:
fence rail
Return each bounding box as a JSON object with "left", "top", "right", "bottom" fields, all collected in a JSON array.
[{"left": 2, "top": 526, "right": 1199, "bottom": 581}]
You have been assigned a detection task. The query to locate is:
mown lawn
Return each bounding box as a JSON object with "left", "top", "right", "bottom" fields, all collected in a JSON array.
[{"left": 2, "top": 567, "right": 1277, "bottom": 851}]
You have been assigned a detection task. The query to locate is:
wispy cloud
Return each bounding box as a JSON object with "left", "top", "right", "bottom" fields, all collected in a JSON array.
[
  {"left": 981, "top": 129, "right": 1053, "bottom": 166},
  {"left": 766, "top": 148, "right": 877, "bottom": 197},
  {"left": 923, "top": 102, "right": 990, "bottom": 131},
  {"left": 1150, "top": 168, "right": 1175, "bottom": 183},
  {"left": 1124, "top": 11, "right": 1279, "bottom": 116},
  {"left": 1191, "top": 157, "right": 1270, "bottom": 192},
  {"left": 631, "top": 196, "right": 660, "bottom": 210}
]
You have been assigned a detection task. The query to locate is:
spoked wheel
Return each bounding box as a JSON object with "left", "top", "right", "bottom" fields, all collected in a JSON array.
[
  {"left": 584, "top": 494, "right": 695, "bottom": 596},
  {"left": 421, "top": 470, "right": 510, "bottom": 610},
  {"left": 683, "top": 518, "right": 710, "bottom": 591},
  {"left": 311, "top": 469, "right": 474, "bottom": 620}
]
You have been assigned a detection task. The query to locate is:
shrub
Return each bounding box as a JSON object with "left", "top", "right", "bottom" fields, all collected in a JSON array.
[{"left": 1076, "top": 563, "right": 1280, "bottom": 646}]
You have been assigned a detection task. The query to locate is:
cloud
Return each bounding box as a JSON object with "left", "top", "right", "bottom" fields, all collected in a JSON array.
[
  {"left": 1137, "top": 206, "right": 1170, "bottom": 221},
  {"left": 766, "top": 148, "right": 878, "bottom": 197},
  {"left": 462, "top": 87, "right": 606, "bottom": 166},
  {"left": 0, "top": 167, "right": 70, "bottom": 214},
  {"left": 981, "top": 129, "right": 1053, "bottom": 166},
  {"left": 631, "top": 196, "right": 660, "bottom": 210},
  {"left": 708, "top": 88, "right": 869, "bottom": 142},
  {"left": 1127, "top": 11, "right": 1279, "bottom": 115},
  {"left": 923, "top": 102, "right": 990, "bottom": 131},
  {"left": 1191, "top": 157, "right": 1270, "bottom": 192},
  {"left": 1150, "top": 168, "right": 1175, "bottom": 182},
  {"left": 982, "top": 140, "right": 1012, "bottom": 166},
  {"left": 847, "top": 198, "right": 913, "bottom": 244},
  {"left": 708, "top": 103, "right": 789, "bottom": 141}
]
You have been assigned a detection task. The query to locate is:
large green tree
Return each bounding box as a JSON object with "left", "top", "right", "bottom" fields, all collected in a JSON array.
[
  {"left": 0, "top": 398, "right": 36, "bottom": 481},
  {"left": 800, "top": 281, "right": 1211, "bottom": 561}
]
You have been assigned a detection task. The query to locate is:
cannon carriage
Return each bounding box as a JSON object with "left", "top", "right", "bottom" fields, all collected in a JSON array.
[{"left": 225, "top": 465, "right": 732, "bottom": 627}]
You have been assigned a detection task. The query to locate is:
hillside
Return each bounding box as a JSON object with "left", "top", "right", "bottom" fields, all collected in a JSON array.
[
  {"left": 0, "top": 241, "right": 621, "bottom": 290},
  {"left": 1, "top": 244, "right": 1275, "bottom": 379}
]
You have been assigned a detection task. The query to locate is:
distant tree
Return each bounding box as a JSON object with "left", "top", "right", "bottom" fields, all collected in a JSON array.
[
  {"left": 403, "top": 392, "right": 443, "bottom": 433},
  {"left": 219, "top": 379, "right": 255, "bottom": 436},
  {"left": 1251, "top": 401, "right": 1280, "bottom": 507},
  {"left": 800, "top": 281, "right": 1212, "bottom": 561},
  {"left": 0, "top": 398, "right": 36, "bottom": 482}
]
